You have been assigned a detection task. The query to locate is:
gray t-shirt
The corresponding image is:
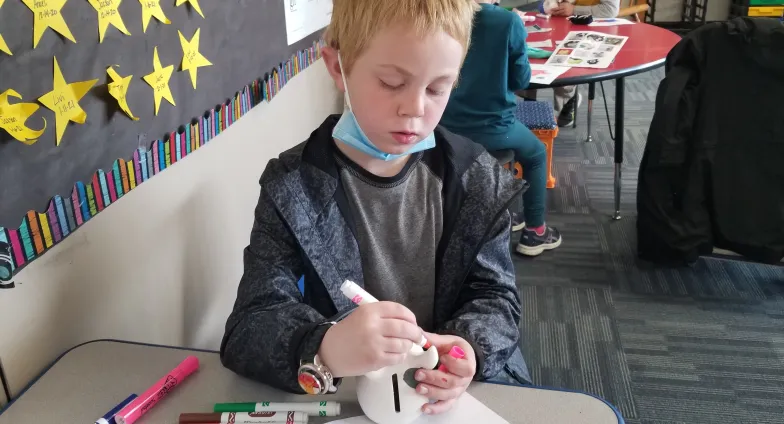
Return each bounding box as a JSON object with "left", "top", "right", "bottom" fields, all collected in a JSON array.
[{"left": 336, "top": 150, "right": 443, "bottom": 330}]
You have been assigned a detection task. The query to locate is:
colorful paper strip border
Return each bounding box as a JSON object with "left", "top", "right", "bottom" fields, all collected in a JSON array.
[{"left": 0, "top": 40, "right": 325, "bottom": 283}]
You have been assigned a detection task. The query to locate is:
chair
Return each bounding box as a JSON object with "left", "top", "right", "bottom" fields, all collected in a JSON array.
[
  {"left": 515, "top": 100, "right": 559, "bottom": 188},
  {"left": 618, "top": 0, "right": 650, "bottom": 22},
  {"left": 488, "top": 100, "right": 558, "bottom": 188}
]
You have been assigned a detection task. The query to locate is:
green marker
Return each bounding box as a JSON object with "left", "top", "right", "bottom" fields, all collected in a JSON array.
[{"left": 213, "top": 401, "right": 341, "bottom": 416}]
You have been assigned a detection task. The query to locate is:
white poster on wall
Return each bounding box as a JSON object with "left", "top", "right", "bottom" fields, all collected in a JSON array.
[{"left": 283, "top": 0, "right": 333, "bottom": 45}]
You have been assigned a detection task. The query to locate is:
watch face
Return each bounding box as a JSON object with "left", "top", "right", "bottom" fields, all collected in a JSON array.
[{"left": 298, "top": 371, "right": 322, "bottom": 395}]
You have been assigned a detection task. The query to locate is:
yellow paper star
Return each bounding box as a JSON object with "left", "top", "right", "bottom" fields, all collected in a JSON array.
[
  {"left": 22, "top": 0, "right": 76, "bottom": 48},
  {"left": 0, "top": 34, "right": 9, "bottom": 55},
  {"left": 175, "top": 0, "right": 203, "bottom": 18},
  {"left": 107, "top": 66, "right": 139, "bottom": 121},
  {"left": 142, "top": 47, "right": 175, "bottom": 115},
  {"left": 0, "top": 89, "right": 47, "bottom": 145},
  {"left": 88, "top": 0, "right": 131, "bottom": 43},
  {"left": 38, "top": 57, "right": 98, "bottom": 146},
  {"left": 138, "top": 0, "right": 170, "bottom": 33},
  {"left": 0, "top": 0, "right": 11, "bottom": 55},
  {"left": 178, "top": 29, "right": 212, "bottom": 89}
]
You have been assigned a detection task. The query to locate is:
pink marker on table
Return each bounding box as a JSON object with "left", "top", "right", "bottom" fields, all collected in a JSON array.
[
  {"left": 438, "top": 346, "right": 466, "bottom": 373},
  {"left": 115, "top": 356, "right": 200, "bottom": 424}
]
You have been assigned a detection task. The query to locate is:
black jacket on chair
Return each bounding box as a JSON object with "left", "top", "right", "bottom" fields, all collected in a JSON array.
[{"left": 637, "top": 17, "right": 784, "bottom": 265}]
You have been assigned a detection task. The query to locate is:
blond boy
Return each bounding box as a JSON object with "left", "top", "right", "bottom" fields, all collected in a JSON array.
[{"left": 221, "top": 0, "right": 532, "bottom": 414}]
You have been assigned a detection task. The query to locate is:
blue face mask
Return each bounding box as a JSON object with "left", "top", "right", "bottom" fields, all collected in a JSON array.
[{"left": 332, "top": 54, "right": 436, "bottom": 161}]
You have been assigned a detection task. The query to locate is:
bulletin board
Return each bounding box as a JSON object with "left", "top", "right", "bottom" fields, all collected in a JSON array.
[{"left": 0, "top": 0, "right": 331, "bottom": 284}]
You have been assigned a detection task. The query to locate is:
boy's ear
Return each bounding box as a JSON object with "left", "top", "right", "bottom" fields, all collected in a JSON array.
[{"left": 321, "top": 46, "right": 346, "bottom": 93}]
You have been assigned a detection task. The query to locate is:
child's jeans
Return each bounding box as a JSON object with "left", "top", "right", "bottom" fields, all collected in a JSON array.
[{"left": 462, "top": 121, "right": 548, "bottom": 228}]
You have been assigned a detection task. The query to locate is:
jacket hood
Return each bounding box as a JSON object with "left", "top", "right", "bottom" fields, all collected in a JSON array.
[{"left": 726, "top": 17, "right": 784, "bottom": 73}]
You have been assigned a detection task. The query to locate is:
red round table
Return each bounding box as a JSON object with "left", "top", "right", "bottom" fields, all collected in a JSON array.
[{"left": 525, "top": 17, "right": 680, "bottom": 219}]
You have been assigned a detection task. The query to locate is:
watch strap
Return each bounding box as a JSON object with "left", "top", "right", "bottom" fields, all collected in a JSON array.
[{"left": 297, "top": 321, "right": 339, "bottom": 395}]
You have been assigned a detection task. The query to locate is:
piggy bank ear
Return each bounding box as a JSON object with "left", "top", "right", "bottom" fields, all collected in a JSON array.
[
  {"left": 416, "top": 345, "right": 440, "bottom": 369},
  {"left": 402, "top": 368, "right": 419, "bottom": 389}
]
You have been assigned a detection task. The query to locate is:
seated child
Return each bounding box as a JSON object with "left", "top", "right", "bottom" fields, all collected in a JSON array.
[
  {"left": 546, "top": 0, "right": 621, "bottom": 126},
  {"left": 440, "top": 0, "right": 562, "bottom": 257},
  {"left": 220, "top": 0, "right": 532, "bottom": 415}
]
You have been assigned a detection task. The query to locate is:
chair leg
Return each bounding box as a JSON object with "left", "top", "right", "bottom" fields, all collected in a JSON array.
[{"left": 585, "top": 82, "right": 595, "bottom": 142}]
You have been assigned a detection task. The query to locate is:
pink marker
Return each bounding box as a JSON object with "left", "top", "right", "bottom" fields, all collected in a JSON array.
[
  {"left": 340, "top": 280, "right": 379, "bottom": 305},
  {"left": 115, "top": 356, "right": 200, "bottom": 424},
  {"left": 438, "top": 346, "right": 466, "bottom": 373}
]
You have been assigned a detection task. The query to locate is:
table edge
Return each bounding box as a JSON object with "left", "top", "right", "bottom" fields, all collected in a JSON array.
[
  {"left": 0, "top": 339, "right": 625, "bottom": 424},
  {"left": 0, "top": 339, "right": 219, "bottom": 416},
  {"left": 529, "top": 57, "right": 665, "bottom": 89}
]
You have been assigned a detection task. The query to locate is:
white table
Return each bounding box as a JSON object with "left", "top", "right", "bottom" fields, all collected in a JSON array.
[{"left": 0, "top": 340, "right": 623, "bottom": 424}]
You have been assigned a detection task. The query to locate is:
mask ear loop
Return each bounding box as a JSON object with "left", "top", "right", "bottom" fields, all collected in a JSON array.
[{"left": 337, "top": 53, "right": 353, "bottom": 111}]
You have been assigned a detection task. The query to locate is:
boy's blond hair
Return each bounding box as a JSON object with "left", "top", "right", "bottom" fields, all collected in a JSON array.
[{"left": 324, "top": 0, "right": 479, "bottom": 73}]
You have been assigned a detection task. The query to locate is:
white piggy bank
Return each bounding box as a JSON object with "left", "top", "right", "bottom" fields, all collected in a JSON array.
[{"left": 356, "top": 346, "right": 440, "bottom": 424}]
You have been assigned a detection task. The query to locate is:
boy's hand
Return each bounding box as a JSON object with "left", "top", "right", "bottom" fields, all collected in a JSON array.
[
  {"left": 551, "top": 3, "right": 575, "bottom": 16},
  {"left": 415, "top": 332, "right": 477, "bottom": 415},
  {"left": 318, "top": 302, "right": 423, "bottom": 377}
]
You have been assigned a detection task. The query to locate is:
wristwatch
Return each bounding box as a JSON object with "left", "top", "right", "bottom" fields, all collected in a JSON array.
[{"left": 297, "top": 321, "right": 338, "bottom": 395}]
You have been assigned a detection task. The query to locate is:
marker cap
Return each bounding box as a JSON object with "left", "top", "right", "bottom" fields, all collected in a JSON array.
[
  {"left": 449, "top": 346, "right": 466, "bottom": 359},
  {"left": 213, "top": 402, "right": 256, "bottom": 413},
  {"left": 95, "top": 394, "right": 138, "bottom": 424}
]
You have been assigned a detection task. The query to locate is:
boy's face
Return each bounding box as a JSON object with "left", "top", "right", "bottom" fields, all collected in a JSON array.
[{"left": 324, "top": 24, "right": 464, "bottom": 156}]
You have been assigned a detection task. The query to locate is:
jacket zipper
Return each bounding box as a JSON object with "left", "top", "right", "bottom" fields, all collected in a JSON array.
[{"left": 455, "top": 183, "right": 528, "bottom": 290}]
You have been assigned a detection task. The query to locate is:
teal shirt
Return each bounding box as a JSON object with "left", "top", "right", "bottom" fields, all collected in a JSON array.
[{"left": 440, "top": 3, "right": 530, "bottom": 135}]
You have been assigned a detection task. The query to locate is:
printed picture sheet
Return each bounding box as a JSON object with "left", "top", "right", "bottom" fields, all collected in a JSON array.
[
  {"left": 544, "top": 31, "right": 628, "bottom": 69},
  {"left": 529, "top": 64, "right": 569, "bottom": 85},
  {"left": 525, "top": 24, "right": 553, "bottom": 34}
]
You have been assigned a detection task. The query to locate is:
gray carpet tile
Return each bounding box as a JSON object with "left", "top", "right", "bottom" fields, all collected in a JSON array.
[
  {"left": 512, "top": 67, "right": 784, "bottom": 423},
  {"left": 520, "top": 285, "right": 637, "bottom": 418},
  {"left": 614, "top": 293, "right": 784, "bottom": 424}
]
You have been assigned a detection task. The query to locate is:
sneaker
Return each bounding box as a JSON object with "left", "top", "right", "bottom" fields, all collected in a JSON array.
[
  {"left": 557, "top": 92, "right": 582, "bottom": 128},
  {"left": 516, "top": 226, "right": 562, "bottom": 256},
  {"left": 511, "top": 212, "right": 526, "bottom": 232}
]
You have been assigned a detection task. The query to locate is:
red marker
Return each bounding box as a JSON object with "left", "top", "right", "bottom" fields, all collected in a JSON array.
[{"left": 179, "top": 411, "right": 308, "bottom": 423}]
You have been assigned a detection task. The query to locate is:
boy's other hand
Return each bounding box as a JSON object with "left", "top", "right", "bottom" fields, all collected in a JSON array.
[
  {"left": 551, "top": 3, "right": 575, "bottom": 16},
  {"left": 318, "top": 301, "right": 423, "bottom": 377},
  {"left": 415, "top": 332, "right": 477, "bottom": 415}
]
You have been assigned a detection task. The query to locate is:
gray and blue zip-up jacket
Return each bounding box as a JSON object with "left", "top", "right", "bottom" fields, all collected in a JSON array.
[{"left": 220, "top": 115, "right": 531, "bottom": 392}]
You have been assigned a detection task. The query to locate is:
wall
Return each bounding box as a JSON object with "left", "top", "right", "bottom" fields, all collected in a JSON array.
[
  {"left": 0, "top": 60, "right": 342, "bottom": 402},
  {"left": 501, "top": 0, "right": 730, "bottom": 22},
  {"left": 652, "top": 0, "right": 731, "bottom": 22}
]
